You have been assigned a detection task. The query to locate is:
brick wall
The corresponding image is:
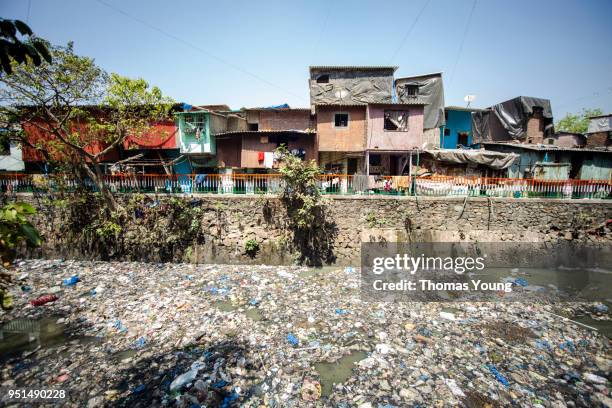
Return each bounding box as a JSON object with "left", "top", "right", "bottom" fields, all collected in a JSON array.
[
  {"left": 316, "top": 106, "right": 366, "bottom": 152},
  {"left": 526, "top": 115, "right": 544, "bottom": 144},
  {"left": 258, "top": 110, "right": 313, "bottom": 131},
  {"left": 586, "top": 132, "right": 610, "bottom": 148}
]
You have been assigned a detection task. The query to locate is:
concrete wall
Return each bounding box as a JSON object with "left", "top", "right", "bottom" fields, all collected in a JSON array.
[
  {"left": 15, "top": 194, "right": 612, "bottom": 266},
  {"left": 366, "top": 105, "right": 424, "bottom": 150},
  {"left": 317, "top": 106, "right": 366, "bottom": 152},
  {"left": 548, "top": 132, "right": 586, "bottom": 148}
]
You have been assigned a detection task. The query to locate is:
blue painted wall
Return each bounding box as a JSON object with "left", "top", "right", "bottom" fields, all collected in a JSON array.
[{"left": 441, "top": 109, "right": 473, "bottom": 149}]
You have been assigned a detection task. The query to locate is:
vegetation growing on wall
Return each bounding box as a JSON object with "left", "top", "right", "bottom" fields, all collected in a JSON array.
[
  {"left": 276, "top": 146, "right": 337, "bottom": 266},
  {"left": 0, "top": 202, "right": 42, "bottom": 309},
  {"left": 40, "top": 193, "right": 206, "bottom": 262}
]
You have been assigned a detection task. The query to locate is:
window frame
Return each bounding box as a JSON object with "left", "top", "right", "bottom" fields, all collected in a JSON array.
[
  {"left": 333, "top": 112, "right": 350, "bottom": 128},
  {"left": 383, "top": 110, "right": 410, "bottom": 132}
]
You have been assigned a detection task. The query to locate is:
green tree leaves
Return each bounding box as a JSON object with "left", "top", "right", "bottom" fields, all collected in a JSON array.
[
  {"left": 0, "top": 18, "right": 51, "bottom": 74},
  {"left": 555, "top": 108, "right": 603, "bottom": 134}
]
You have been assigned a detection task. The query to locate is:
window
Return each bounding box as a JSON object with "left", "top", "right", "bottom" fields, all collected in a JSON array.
[
  {"left": 443, "top": 128, "right": 451, "bottom": 136},
  {"left": 384, "top": 116, "right": 398, "bottom": 131},
  {"left": 384, "top": 110, "right": 409, "bottom": 131},
  {"left": 547, "top": 138, "right": 554, "bottom": 145},
  {"left": 406, "top": 84, "right": 419, "bottom": 96},
  {"left": 248, "top": 123, "right": 259, "bottom": 131},
  {"left": 457, "top": 132, "right": 469, "bottom": 146},
  {"left": 369, "top": 154, "right": 381, "bottom": 166},
  {"left": 334, "top": 113, "right": 349, "bottom": 127},
  {"left": 316, "top": 74, "right": 329, "bottom": 84}
]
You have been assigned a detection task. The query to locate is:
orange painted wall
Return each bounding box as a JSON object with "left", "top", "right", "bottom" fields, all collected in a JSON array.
[{"left": 316, "top": 106, "right": 366, "bottom": 152}]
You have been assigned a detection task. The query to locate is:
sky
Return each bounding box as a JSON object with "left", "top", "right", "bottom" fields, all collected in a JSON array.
[{"left": 1, "top": 0, "right": 611, "bottom": 118}]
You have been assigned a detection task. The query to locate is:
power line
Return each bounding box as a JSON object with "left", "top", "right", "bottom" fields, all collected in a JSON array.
[
  {"left": 449, "top": 0, "right": 477, "bottom": 85},
  {"left": 311, "top": 3, "right": 332, "bottom": 62},
  {"left": 388, "top": 0, "right": 432, "bottom": 64},
  {"left": 92, "top": 0, "right": 306, "bottom": 102}
]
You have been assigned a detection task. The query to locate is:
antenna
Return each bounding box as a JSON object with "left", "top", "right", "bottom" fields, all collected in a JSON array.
[{"left": 464, "top": 94, "right": 476, "bottom": 108}]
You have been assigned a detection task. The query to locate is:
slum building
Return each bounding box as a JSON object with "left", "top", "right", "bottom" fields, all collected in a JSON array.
[
  {"left": 309, "top": 66, "right": 396, "bottom": 175},
  {"left": 395, "top": 72, "right": 445, "bottom": 148},
  {"left": 214, "top": 106, "right": 316, "bottom": 171},
  {"left": 472, "top": 96, "right": 554, "bottom": 145}
]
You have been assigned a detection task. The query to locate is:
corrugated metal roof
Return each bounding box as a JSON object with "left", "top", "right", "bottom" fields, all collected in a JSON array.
[
  {"left": 309, "top": 66, "right": 398, "bottom": 72},
  {"left": 315, "top": 103, "right": 369, "bottom": 108},
  {"left": 245, "top": 107, "right": 311, "bottom": 112},
  {"left": 368, "top": 101, "right": 429, "bottom": 106},
  {"left": 213, "top": 130, "right": 315, "bottom": 137},
  {"left": 483, "top": 142, "right": 612, "bottom": 153},
  {"left": 395, "top": 72, "right": 443, "bottom": 80}
]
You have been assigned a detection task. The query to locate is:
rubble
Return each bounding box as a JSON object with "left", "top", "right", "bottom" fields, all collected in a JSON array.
[{"left": 0, "top": 259, "right": 610, "bottom": 407}]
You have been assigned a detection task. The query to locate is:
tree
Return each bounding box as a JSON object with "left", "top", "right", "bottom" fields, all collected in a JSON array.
[
  {"left": 0, "top": 18, "right": 51, "bottom": 74},
  {"left": 555, "top": 108, "right": 603, "bottom": 134},
  {"left": 0, "top": 43, "right": 173, "bottom": 210},
  {"left": 276, "top": 146, "right": 337, "bottom": 265}
]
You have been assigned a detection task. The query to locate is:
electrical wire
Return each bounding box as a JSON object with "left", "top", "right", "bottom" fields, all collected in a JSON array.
[
  {"left": 388, "top": 0, "right": 432, "bottom": 64},
  {"left": 92, "top": 0, "right": 307, "bottom": 102},
  {"left": 449, "top": 0, "right": 477, "bottom": 85}
]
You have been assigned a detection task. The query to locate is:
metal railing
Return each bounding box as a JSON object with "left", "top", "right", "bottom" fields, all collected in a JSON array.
[{"left": 0, "top": 173, "right": 610, "bottom": 199}]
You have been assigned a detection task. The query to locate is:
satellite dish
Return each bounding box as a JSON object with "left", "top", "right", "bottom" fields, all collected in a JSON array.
[{"left": 464, "top": 94, "right": 476, "bottom": 107}]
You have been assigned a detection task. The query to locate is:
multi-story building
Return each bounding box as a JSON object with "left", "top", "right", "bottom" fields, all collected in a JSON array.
[
  {"left": 309, "top": 66, "right": 427, "bottom": 175},
  {"left": 395, "top": 72, "right": 445, "bottom": 148}
]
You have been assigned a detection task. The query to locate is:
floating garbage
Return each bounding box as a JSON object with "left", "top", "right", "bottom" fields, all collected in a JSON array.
[
  {"left": 286, "top": 333, "right": 299, "bottom": 347},
  {"left": 1, "top": 259, "right": 610, "bottom": 407},
  {"left": 486, "top": 363, "right": 510, "bottom": 387},
  {"left": 29, "top": 294, "right": 58, "bottom": 306},
  {"left": 62, "top": 275, "right": 80, "bottom": 286}
]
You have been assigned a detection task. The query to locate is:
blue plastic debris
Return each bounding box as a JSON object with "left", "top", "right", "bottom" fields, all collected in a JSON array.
[
  {"left": 286, "top": 333, "right": 299, "bottom": 347},
  {"left": 344, "top": 266, "right": 355, "bottom": 274},
  {"left": 62, "top": 275, "right": 80, "bottom": 286},
  {"left": 249, "top": 299, "right": 259, "bottom": 306},
  {"left": 90, "top": 288, "right": 97, "bottom": 296},
  {"left": 514, "top": 278, "right": 528, "bottom": 287},
  {"left": 535, "top": 339, "right": 552, "bottom": 351},
  {"left": 114, "top": 319, "right": 127, "bottom": 333},
  {"left": 417, "top": 327, "right": 432, "bottom": 337},
  {"left": 486, "top": 363, "right": 510, "bottom": 387},
  {"left": 220, "top": 392, "right": 239, "bottom": 408},
  {"left": 132, "top": 384, "right": 145, "bottom": 394},
  {"left": 559, "top": 340, "right": 576, "bottom": 352},
  {"left": 212, "top": 379, "right": 228, "bottom": 389},
  {"left": 185, "top": 275, "right": 194, "bottom": 281},
  {"left": 335, "top": 308, "right": 349, "bottom": 315},
  {"left": 134, "top": 337, "right": 146, "bottom": 349},
  {"left": 594, "top": 303, "right": 609, "bottom": 313},
  {"left": 20, "top": 285, "right": 31, "bottom": 292}
]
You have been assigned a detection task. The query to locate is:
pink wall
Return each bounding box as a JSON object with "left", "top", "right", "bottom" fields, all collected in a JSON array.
[{"left": 366, "top": 104, "right": 424, "bottom": 150}]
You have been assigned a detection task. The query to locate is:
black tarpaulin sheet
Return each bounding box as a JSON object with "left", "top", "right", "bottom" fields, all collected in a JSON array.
[
  {"left": 395, "top": 73, "right": 445, "bottom": 129},
  {"left": 472, "top": 96, "right": 553, "bottom": 142}
]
